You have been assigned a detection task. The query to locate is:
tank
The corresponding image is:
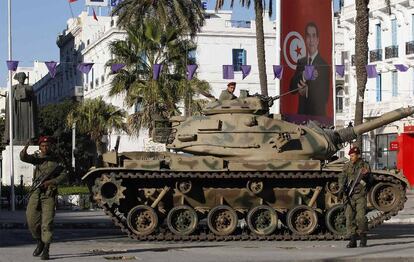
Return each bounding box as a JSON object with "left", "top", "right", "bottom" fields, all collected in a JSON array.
[{"left": 82, "top": 91, "right": 413, "bottom": 241}]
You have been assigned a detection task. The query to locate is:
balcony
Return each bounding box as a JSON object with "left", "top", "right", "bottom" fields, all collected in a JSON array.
[
  {"left": 385, "top": 45, "right": 398, "bottom": 59},
  {"left": 406, "top": 41, "right": 414, "bottom": 55},
  {"left": 370, "top": 49, "right": 383, "bottom": 62}
]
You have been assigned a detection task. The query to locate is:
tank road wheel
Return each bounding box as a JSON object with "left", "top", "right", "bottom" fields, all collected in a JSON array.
[
  {"left": 207, "top": 205, "right": 238, "bottom": 236},
  {"left": 127, "top": 205, "right": 158, "bottom": 236},
  {"left": 247, "top": 205, "right": 278, "bottom": 236},
  {"left": 92, "top": 174, "right": 126, "bottom": 208},
  {"left": 287, "top": 205, "right": 318, "bottom": 235},
  {"left": 370, "top": 183, "right": 402, "bottom": 212},
  {"left": 167, "top": 205, "right": 198, "bottom": 236},
  {"left": 325, "top": 205, "right": 347, "bottom": 235}
]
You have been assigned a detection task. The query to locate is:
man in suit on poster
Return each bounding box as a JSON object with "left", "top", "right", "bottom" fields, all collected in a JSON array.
[{"left": 290, "top": 22, "right": 330, "bottom": 116}]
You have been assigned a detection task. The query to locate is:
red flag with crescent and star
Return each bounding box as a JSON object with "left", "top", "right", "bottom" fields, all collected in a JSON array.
[{"left": 280, "top": 0, "right": 333, "bottom": 126}]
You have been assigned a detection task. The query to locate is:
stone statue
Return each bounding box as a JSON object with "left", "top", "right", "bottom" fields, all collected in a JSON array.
[{"left": 3, "top": 72, "right": 38, "bottom": 145}]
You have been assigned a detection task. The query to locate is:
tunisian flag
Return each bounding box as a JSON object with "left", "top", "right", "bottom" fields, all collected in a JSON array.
[
  {"left": 280, "top": 0, "right": 333, "bottom": 126},
  {"left": 69, "top": 0, "right": 77, "bottom": 3}
]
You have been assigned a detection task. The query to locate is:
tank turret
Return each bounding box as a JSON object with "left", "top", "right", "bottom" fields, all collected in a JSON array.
[{"left": 160, "top": 93, "right": 414, "bottom": 161}]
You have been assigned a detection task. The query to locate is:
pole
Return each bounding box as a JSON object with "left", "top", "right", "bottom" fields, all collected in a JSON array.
[
  {"left": 72, "top": 122, "right": 76, "bottom": 169},
  {"left": 8, "top": 0, "right": 15, "bottom": 211}
]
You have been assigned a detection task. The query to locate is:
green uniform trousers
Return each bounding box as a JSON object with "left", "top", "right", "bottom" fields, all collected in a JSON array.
[
  {"left": 26, "top": 189, "right": 56, "bottom": 244},
  {"left": 345, "top": 195, "right": 367, "bottom": 235}
]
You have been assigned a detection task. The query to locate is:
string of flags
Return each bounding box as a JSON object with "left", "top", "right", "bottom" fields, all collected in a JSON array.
[{"left": 5, "top": 60, "right": 414, "bottom": 81}]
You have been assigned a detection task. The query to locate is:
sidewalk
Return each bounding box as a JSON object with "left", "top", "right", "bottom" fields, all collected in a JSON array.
[{"left": 0, "top": 209, "right": 114, "bottom": 229}]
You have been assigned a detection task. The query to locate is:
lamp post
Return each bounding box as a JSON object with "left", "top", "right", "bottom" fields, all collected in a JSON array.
[{"left": 8, "top": 0, "right": 15, "bottom": 211}]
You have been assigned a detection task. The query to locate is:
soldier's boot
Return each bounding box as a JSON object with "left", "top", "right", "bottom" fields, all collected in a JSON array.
[
  {"left": 32, "top": 239, "right": 44, "bottom": 257},
  {"left": 346, "top": 235, "right": 357, "bottom": 248},
  {"left": 41, "top": 243, "right": 50, "bottom": 260},
  {"left": 359, "top": 234, "right": 367, "bottom": 247}
]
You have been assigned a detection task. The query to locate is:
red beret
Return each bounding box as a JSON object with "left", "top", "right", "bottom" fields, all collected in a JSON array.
[
  {"left": 348, "top": 146, "right": 361, "bottom": 155},
  {"left": 38, "top": 136, "right": 53, "bottom": 145}
]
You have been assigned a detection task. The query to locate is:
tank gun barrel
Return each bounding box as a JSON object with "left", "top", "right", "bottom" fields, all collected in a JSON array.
[{"left": 335, "top": 106, "right": 414, "bottom": 144}]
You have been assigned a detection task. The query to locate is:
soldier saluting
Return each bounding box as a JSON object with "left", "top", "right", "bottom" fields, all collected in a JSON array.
[
  {"left": 338, "top": 146, "right": 372, "bottom": 248},
  {"left": 20, "top": 136, "right": 67, "bottom": 260}
]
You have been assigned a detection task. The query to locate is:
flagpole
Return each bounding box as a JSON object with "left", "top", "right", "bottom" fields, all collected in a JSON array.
[{"left": 8, "top": 0, "right": 15, "bottom": 211}]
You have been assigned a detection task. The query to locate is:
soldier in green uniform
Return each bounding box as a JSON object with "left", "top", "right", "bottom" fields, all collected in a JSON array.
[
  {"left": 338, "top": 146, "right": 371, "bottom": 248},
  {"left": 219, "top": 82, "right": 237, "bottom": 101},
  {"left": 21, "top": 136, "right": 67, "bottom": 260}
]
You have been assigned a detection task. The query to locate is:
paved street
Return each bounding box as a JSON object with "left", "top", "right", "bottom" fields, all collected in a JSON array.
[{"left": 0, "top": 190, "right": 413, "bottom": 262}]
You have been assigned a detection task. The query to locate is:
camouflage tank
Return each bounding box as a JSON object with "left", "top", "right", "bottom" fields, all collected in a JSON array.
[{"left": 83, "top": 91, "right": 413, "bottom": 241}]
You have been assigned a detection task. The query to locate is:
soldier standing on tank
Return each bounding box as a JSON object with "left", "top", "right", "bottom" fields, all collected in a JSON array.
[
  {"left": 338, "top": 146, "right": 372, "bottom": 248},
  {"left": 20, "top": 136, "right": 67, "bottom": 260},
  {"left": 219, "top": 82, "right": 237, "bottom": 101}
]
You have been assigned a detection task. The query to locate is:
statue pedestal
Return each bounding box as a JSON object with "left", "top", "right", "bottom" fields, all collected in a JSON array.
[{"left": 1, "top": 145, "right": 38, "bottom": 186}]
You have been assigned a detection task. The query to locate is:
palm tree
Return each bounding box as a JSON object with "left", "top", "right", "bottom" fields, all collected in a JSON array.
[
  {"left": 67, "top": 97, "right": 127, "bottom": 165},
  {"left": 216, "top": 0, "right": 272, "bottom": 96},
  {"left": 107, "top": 21, "right": 210, "bottom": 134},
  {"left": 112, "top": 0, "right": 205, "bottom": 38},
  {"left": 353, "top": 0, "right": 369, "bottom": 148}
]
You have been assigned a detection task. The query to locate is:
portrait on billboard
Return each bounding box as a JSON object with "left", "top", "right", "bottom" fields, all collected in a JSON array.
[
  {"left": 280, "top": 0, "right": 333, "bottom": 126},
  {"left": 289, "top": 22, "right": 329, "bottom": 116}
]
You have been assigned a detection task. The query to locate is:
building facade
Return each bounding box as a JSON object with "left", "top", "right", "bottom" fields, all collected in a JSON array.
[{"left": 338, "top": 0, "right": 414, "bottom": 169}]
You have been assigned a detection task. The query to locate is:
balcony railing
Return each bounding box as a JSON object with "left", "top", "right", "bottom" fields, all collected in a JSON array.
[
  {"left": 406, "top": 41, "right": 414, "bottom": 55},
  {"left": 385, "top": 45, "right": 398, "bottom": 59},
  {"left": 370, "top": 49, "right": 383, "bottom": 62}
]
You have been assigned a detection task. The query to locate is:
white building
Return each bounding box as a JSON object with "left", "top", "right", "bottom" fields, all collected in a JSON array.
[{"left": 338, "top": 0, "right": 414, "bottom": 169}]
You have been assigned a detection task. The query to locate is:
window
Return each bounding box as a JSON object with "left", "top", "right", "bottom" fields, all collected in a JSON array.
[
  {"left": 361, "top": 134, "right": 372, "bottom": 164},
  {"left": 134, "top": 100, "right": 143, "bottom": 113},
  {"left": 391, "top": 18, "right": 397, "bottom": 46},
  {"left": 336, "top": 88, "right": 344, "bottom": 113},
  {"left": 392, "top": 71, "right": 398, "bottom": 97},
  {"left": 376, "top": 24, "right": 382, "bottom": 49},
  {"left": 376, "top": 133, "right": 397, "bottom": 170},
  {"left": 188, "top": 50, "right": 196, "bottom": 64},
  {"left": 232, "top": 49, "right": 246, "bottom": 71},
  {"left": 376, "top": 73, "right": 382, "bottom": 102}
]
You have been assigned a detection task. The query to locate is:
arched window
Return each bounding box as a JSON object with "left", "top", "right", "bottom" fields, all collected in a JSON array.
[{"left": 336, "top": 87, "right": 344, "bottom": 113}]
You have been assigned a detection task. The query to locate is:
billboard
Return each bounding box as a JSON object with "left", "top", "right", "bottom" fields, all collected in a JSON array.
[
  {"left": 86, "top": 0, "right": 108, "bottom": 6},
  {"left": 280, "top": 0, "right": 333, "bottom": 126}
]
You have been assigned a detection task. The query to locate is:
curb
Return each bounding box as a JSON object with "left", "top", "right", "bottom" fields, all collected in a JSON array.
[{"left": 0, "top": 222, "right": 116, "bottom": 230}]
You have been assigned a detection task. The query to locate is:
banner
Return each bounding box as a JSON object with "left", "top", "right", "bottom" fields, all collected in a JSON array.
[{"left": 280, "top": 0, "right": 333, "bottom": 126}]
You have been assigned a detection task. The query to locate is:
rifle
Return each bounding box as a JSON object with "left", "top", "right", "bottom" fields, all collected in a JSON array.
[
  {"left": 341, "top": 168, "right": 367, "bottom": 209},
  {"left": 25, "top": 163, "right": 64, "bottom": 199}
]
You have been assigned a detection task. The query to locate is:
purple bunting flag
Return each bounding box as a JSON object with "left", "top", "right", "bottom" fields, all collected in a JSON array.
[
  {"left": 395, "top": 64, "right": 409, "bottom": 72},
  {"left": 365, "top": 65, "right": 378, "bottom": 78},
  {"left": 223, "top": 65, "right": 234, "bottom": 79},
  {"left": 77, "top": 63, "right": 94, "bottom": 74},
  {"left": 304, "top": 65, "right": 316, "bottom": 80},
  {"left": 335, "top": 65, "right": 345, "bottom": 77},
  {"left": 111, "top": 63, "right": 126, "bottom": 73},
  {"left": 186, "top": 64, "right": 198, "bottom": 80},
  {"left": 241, "top": 65, "right": 251, "bottom": 80},
  {"left": 6, "top": 60, "right": 19, "bottom": 71},
  {"left": 153, "top": 64, "right": 163, "bottom": 80},
  {"left": 273, "top": 65, "right": 283, "bottom": 79},
  {"left": 45, "top": 61, "right": 58, "bottom": 78}
]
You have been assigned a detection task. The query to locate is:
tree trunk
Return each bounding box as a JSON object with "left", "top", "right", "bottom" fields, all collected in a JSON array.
[
  {"left": 254, "top": 0, "right": 268, "bottom": 96},
  {"left": 354, "top": 0, "right": 369, "bottom": 148}
]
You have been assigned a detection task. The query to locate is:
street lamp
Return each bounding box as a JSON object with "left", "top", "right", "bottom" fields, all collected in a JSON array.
[{"left": 8, "top": 0, "right": 15, "bottom": 211}]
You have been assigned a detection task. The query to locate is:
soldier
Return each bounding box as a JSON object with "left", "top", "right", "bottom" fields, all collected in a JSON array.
[
  {"left": 21, "top": 136, "right": 67, "bottom": 260},
  {"left": 338, "top": 146, "right": 371, "bottom": 248},
  {"left": 219, "top": 82, "right": 237, "bottom": 101}
]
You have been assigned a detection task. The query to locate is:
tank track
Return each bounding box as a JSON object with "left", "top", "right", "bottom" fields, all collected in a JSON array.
[{"left": 92, "top": 170, "right": 406, "bottom": 241}]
